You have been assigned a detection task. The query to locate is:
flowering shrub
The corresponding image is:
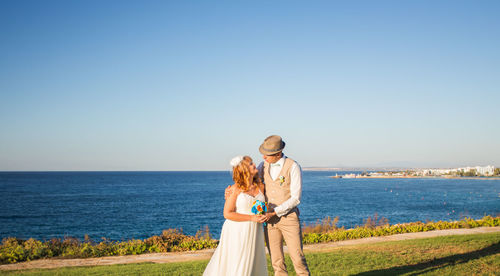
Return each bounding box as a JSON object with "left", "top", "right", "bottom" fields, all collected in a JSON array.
[
  {"left": 302, "top": 215, "right": 500, "bottom": 244},
  {"left": 1, "top": 216, "right": 498, "bottom": 264},
  {"left": 0, "top": 227, "right": 218, "bottom": 264}
]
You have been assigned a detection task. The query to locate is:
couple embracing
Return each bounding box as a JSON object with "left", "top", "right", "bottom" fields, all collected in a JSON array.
[{"left": 204, "top": 135, "right": 310, "bottom": 276}]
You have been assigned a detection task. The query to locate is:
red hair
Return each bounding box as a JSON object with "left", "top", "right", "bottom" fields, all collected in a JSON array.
[{"left": 232, "top": 156, "right": 262, "bottom": 191}]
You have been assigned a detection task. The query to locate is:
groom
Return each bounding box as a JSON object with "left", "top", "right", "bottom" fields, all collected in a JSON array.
[{"left": 258, "top": 135, "right": 310, "bottom": 276}]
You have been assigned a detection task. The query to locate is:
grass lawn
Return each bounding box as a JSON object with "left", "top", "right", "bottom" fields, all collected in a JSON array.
[{"left": 1, "top": 232, "right": 499, "bottom": 276}]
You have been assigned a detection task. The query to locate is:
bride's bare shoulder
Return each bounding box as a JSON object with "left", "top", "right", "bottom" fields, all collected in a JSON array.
[{"left": 230, "top": 184, "right": 242, "bottom": 195}]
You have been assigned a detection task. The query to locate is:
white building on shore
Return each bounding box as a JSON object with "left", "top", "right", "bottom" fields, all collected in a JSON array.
[
  {"left": 457, "top": 165, "right": 495, "bottom": 176},
  {"left": 421, "top": 165, "right": 496, "bottom": 176}
]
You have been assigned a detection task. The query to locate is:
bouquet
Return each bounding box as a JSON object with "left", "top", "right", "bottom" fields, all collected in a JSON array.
[{"left": 251, "top": 200, "right": 268, "bottom": 226}]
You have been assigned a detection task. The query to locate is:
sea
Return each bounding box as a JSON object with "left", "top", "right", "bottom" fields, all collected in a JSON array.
[{"left": 1, "top": 171, "right": 499, "bottom": 241}]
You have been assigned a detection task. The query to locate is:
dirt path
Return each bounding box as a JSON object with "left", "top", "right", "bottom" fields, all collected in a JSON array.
[{"left": 1, "top": 226, "right": 499, "bottom": 271}]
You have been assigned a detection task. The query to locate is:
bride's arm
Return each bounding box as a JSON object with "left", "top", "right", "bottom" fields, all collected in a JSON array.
[{"left": 223, "top": 185, "right": 266, "bottom": 223}]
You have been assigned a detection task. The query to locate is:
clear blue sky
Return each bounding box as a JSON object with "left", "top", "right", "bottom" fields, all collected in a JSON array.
[{"left": 1, "top": 0, "right": 499, "bottom": 170}]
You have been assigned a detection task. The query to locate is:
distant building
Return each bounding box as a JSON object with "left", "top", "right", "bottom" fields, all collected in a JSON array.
[
  {"left": 422, "top": 168, "right": 454, "bottom": 176},
  {"left": 421, "top": 165, "right": 495, "bottom": 176},
  {"left": 457, "top": 165, "right": 495, "bottom": 176}
]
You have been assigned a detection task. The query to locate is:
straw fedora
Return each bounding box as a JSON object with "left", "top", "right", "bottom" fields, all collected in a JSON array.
[{"left": 259, "top": 135, "right": 286, "bottom": 155}]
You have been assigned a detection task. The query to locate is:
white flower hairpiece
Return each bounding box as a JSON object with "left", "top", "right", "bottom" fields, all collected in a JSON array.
[{"left": 230, "top": 156, "right": 244, "bottom": 167}]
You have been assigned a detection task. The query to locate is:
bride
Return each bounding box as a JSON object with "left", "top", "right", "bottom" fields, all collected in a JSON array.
[{"left": 203, "top": 156, "right": 268, "bottom": 276}]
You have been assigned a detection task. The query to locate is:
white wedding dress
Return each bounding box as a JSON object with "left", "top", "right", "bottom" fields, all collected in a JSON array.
[{"left": 203, "top": 191, "right": 268, "bottom": 276}]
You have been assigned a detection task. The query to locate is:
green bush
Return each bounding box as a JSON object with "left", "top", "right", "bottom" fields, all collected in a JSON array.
[
  {"left": 0, "top": 227, "right": 218, "bottom": 264},
  {"left": 1, "top": 216, "right": 498, "bottom": 264},
  {"left": 301, "top": 215, "right": 500, "bottom": 245}
]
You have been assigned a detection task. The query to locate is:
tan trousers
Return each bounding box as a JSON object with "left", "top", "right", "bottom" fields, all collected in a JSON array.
[{"left": 264, "top": 210, "right": 310, "bottom": 276}]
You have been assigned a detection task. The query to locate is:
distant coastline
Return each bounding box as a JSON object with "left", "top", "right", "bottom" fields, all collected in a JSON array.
[{"left": 306, "top": 165, "right": 500, "bottom": 179}]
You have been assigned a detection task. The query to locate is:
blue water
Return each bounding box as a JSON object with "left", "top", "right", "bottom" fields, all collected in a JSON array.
[{"left": 0, "top": 171, "right": 499, "bottom": 241}]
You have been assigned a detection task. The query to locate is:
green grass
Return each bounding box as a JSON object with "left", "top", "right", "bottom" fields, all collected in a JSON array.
[{"left": 1, "top": 232, "right": 499, "bottom": 276}]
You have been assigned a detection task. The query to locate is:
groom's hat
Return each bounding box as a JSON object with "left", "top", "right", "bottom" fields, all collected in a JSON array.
[{"left": 259, "top": 135, "right": 285, "bottom": 155}]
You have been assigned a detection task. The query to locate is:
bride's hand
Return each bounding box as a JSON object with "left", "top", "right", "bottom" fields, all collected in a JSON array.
[{"left": 251, "top": 215, "right": 267, "bottom": 223}]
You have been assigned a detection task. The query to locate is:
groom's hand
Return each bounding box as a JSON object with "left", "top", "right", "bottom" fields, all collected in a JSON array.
[
  {"left": 264, "top": 209, "right": 276, "bottom": 221},
  {"left": 224, "top": 185, "right": 232, "bottom": 200}
]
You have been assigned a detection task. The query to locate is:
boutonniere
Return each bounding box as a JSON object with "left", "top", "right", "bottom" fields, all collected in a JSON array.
[{"left": 279, "top": 176, "right": 285, "bottom": 186}]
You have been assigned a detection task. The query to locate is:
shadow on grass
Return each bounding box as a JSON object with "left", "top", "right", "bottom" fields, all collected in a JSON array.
[{"left": 354, "top": 242, "right": 500, "bottom": 275}]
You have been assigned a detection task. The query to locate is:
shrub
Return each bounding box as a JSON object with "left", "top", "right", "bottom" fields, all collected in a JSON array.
[
  {"left": 303, "top": 216, "right": 340, "bottom": 234},
  {"left": 1, "top": 216, "right": 498, "bottom": 264},
  {"left": 0, "top": 226, "right": 219, "bottom": 264},
  {"left": 363, "top": 213, "right": 389, "bottom": 229},
  {"left": 301, "top": 215, "right": 500, "bottom": 245}
]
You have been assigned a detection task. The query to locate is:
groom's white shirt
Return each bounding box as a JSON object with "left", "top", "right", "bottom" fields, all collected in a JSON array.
[{"left": 258, "top": 156, "right": 302, "bottom": 217}]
